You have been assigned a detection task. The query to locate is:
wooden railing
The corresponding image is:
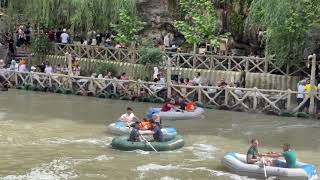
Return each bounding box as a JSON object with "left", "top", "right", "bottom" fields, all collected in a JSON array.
[
  {"left": 0, "top": 70, "right": 317, "bottom": 116},
  {"left": 54, "top": 43, "right": 316, "bottom": 77}
]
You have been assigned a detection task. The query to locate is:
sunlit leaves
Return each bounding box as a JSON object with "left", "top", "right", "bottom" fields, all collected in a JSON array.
[
  {"left": 174, "top": 0, "right": 217, "bottom": 46},
  {"left": 250, "top": 0, "right": 320, "bottom": 65}
]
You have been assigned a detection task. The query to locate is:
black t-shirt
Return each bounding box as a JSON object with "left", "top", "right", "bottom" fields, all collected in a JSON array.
[
  {"left": 56, "top": 31, "right": 62, "bottom": 42},
  {"left": 24, "top": 29, "right": 31, "bottom": 36}
]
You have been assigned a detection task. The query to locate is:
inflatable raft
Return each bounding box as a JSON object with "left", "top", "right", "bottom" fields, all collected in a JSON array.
[
  {"left": 108, "top": 121, "right": 178, "bottom": 137},
  {"left": 147, "top": 107, "right": 204, "bottom": 120},
  {"left": 222, "top": 152, "right": 317, "bottom": 180},
  {"left": 111, "top": 135, "right": 185, "bottom": 151}
]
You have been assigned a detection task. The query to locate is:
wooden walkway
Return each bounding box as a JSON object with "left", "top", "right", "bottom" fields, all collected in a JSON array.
[
  {"left": 54, "top": 43, "right": 317, "bottom": 78},
  {"left": 0, "top": 70, "right": 317, "bottom": 116}
]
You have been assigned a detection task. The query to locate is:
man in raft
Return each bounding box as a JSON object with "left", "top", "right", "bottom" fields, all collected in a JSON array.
[
  {"left": 247, "top": 140, "right": 297, "bottom": 168},
  {"left": 129, "top": 120, "right": 164, "bottom": 142},
  {"left": 118, "top": 107, "right": 137, "bottom": 127},
  {"left": 148, "top": 120, "right": 164, "bottom": 142},
  {"left": 265, "top": 143, "right": 297, "bottom": 168}
]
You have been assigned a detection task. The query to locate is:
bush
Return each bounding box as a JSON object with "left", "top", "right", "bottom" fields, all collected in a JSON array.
[
  {"left": 138, "top": 47, "right": 164, "bottom": 65},
  {"left": 96, "top": 63, "right": 118, "bottom": 77},
  {"left": 31, "top": 34, "right": 54, "bottom": 56}
]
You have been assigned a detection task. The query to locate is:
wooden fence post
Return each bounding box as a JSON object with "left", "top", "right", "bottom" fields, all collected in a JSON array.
[
  {"left": 264, "top": 56, "right": 269, "bottom": 73},
  {"left": 197, "top": 86, "right": 202, "bottom": 104},
  {"left": 286, "top": 89, "right": 292, "bottom": 111},
  {"left": 253, "top": 87, "right": 258, "bottom": 111},
  {"left": 309, "top": 54, "right": 316, "bottom": 114},
  {"left": 166, "top": 56, "right": 172, "bottom": 98},
  {"left": 224, "top": 87, "right": 229, "bottom": 106},
  {"left": 14, "top": 72, "right": 18, "bottom": 86}
]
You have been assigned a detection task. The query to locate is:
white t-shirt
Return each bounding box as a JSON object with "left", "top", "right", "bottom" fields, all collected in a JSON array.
[
  {"left": 193, "top": 77, "right": 201, "bottom": 85},
  {"left": 61, "top": 33, "right": 69, "bottom": 44},
  {"left": 45, "top": 66, "right": 53, "bottom": 74},
  {"left": 120, "top": 113, "right": 136, "bottom": 124},
  {"left": 297, "top": 84, "right": 305, "bottom": 99},
  {"left": 318, "top": 83, "right": 320, "bottom": 96},
  {"left": 18, "top": 64, "right": 27, "bottom": 72}
]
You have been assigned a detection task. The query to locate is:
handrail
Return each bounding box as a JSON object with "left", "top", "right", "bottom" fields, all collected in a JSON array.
[{"left": 0, "top": 69, "right": 317, "bottom": 115}]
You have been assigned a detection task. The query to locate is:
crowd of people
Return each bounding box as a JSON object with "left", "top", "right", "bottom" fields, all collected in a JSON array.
[{"left": 296, "top": 78, "right": 320, "bottom": 112}]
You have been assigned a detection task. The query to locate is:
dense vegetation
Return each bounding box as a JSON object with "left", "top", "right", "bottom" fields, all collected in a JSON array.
[
  {"left": 250, "top": 0, "right": 320, "bottom": 65},
  {"left": 1, "top": 0, "right": 320, "bottom": 65},
  {"left": 4, "top": 0, "right": 136, "bottom": 32}
]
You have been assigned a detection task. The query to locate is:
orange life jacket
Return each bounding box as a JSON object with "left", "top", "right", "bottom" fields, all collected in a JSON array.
[
  {"left": 186, "top": 101, "right": 196, "bottom": 112},
  {"left": 139, "top": 122, "right": 152, "bottom": 130}
]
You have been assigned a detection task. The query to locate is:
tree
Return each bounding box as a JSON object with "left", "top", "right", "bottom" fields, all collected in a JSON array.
[
  {"left": 249, "top": 0, "right": 320, "bottom": 65},
  {"left": 5, "top": 0, "right": 137, "bottom": 33},
  {"left": 175, "top": 0, "right": 218, "bottom": 53},
  {"left": 111, "top": 7, "right": 145, "bottom": 46}
]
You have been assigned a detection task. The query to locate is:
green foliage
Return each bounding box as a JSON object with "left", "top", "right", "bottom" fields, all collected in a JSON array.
[
  {"left": 96, "top": 63, "right": 117, "bottom": 77},
  {"left": 250, "top": 0, "right": 320, "bottom": 65},
  {"left": 6, "top": 0, "right": 137, "bottom": 32},
  {"left": 111, "top": 7, "right": 145, "bottom": 46},
  {"left": 31, "top": 34, "right": 54, "bottom": 56},
  {"left": 175, "top": 0, "right": 217, "bottom": 46},
  {"left": 138, "top": 47, "right": 164, "bottom": 65}
]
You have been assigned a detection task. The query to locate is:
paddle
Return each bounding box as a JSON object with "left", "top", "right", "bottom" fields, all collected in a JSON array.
[
  {"left": 139, "top": 134, "right": 158, "bottom": 153},
  {"left": 262, "top": 157, "right": 267, "bottom": 179}
]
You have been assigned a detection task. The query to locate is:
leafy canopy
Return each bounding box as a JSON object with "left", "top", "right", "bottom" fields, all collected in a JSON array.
[
  {"left": 175, "top": 0, "right": 218, "bottom": 46},
  {"left": 6, "top": 0, "right": 137, "bottom": 32},
  {"left": 111, "top": 7, "right": 145, "bottom": 46},
  {"left": 250, "top": 0, "right": 320, "bottom": 65}
]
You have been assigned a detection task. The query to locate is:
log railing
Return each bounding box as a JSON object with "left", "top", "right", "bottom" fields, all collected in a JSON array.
[
  {"left": 54, "top": 43, "right": 317, "bottom": 77},
  {"left": 0, "top": 70, "right": 317, "bottom": 116}
]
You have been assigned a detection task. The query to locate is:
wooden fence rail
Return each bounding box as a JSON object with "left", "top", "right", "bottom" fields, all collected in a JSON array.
[
  {"left": 0, "top": 70, "right": 317, "bottom": 116},
  {"left": 54, "top": 43, "right": 317, "bottom": 77}
]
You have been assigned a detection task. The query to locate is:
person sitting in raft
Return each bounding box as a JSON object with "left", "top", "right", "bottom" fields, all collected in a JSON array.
[
  {"left": 186, "top": 101, "right": 196, "bottom": 112},
  {"left": 139, "top": 118, "right": 153, "bottom": 130},
  {"left": 247, "top": 139, "right": 272, "bottom": 166},
  {"left": 144, "top": 120, "right": 164, "bottom": 142},
  {"left": 247, "top": 139, "right": 261, "bottom": 164},
  {"left": 118, "top": 107, "right": 138, "bottom": 127},
  {"left": 265, "top": 143, "right": 297, "bottom": 168},
  {"left": 177, "top": 96, "right": 186, "bottom": 111},
  {"left": 161, "top": 98, "right": 183, "bottom": 112},
  {"left": 128, "top": 122, "right": 140, "bottom": 142},
  {"left": 151, "top": 113, "right": 161, "bottom": 126}
]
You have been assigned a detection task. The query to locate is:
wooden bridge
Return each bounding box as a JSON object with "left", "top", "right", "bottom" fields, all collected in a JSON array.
[
  {"left": 54, "top": 43, "right": 316, "bottom": 78},
  {"left": 0, "top": 69, "right": 317, "bottom": 117}
]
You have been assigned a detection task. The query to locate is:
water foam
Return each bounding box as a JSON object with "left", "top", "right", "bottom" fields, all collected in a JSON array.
[
  {"left": 136, "top": 163, "right": 256, "bottom": 180},
  {"left": 40, "top": 137, "right": 113, "bottom": 147},
  {"left": 185, "top": 144, "right": 217, "bottom": 161},
  {"left": 1, "top": 158, "right": 78, "bottom": 180},
  {"left": 1, "top": 155, "right": 114, "bottom": 180},
  {"left": 94, "top": 155, "right": 114, "bottom": 161},
  {"left": 159, "top": 176, "right": 180, "bottom": 180},
  {"left": 276, "top": 124, "right": 320, "bottom": 132}
]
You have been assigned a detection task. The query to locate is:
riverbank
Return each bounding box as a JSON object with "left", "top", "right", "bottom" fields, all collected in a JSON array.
[{"left": 0, "top": 90, "right": 319, "bottom": 179}]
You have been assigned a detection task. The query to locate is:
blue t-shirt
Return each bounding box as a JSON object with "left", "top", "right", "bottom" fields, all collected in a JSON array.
[{"left": 153, "top": 125, "right": 164, "bottom": 142}]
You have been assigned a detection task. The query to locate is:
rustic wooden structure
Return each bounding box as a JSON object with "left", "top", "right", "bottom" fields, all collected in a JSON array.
[
  {"left": 54, "top": 43, "right": 317, "bottom": 78},
  {"left": 0, "top": 69, "right": 317, "bottom": 116}
]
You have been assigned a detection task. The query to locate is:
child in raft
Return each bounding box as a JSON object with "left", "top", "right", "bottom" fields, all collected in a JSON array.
[
  {"left": 160, "top": 98, "right": 183, "bottom": 112},
  {"left": 161, "top": 98, "right": 196, "bottom": 112}
]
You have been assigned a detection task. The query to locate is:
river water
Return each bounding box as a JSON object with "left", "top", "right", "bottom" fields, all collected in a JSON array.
[{"left": 0, "top": 90, "right": 319, "bottom": 180}]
